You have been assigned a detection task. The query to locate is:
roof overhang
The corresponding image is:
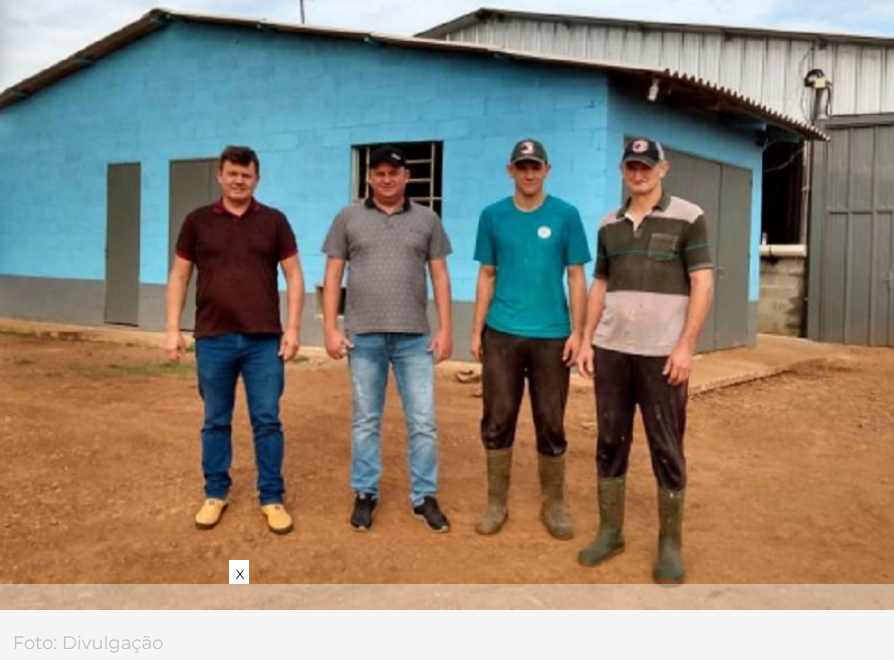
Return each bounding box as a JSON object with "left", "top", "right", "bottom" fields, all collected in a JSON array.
[{"left": 0, "top": 7, "right": 827, "bottom": 140}]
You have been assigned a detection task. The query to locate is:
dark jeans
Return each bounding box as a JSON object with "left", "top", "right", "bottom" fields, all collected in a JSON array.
[
  {"left": 594, "top": 346, "right": 687, "bottom": 491},
  {"left": 195, "top": 333, "right": 286, "bottom": 505},
  {"left": 480, "top": 326, "right": 570, "bottom": 457}
]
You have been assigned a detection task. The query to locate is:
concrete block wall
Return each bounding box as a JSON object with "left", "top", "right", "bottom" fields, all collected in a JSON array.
[
  {"left": 758, "top": 255, "right": 806, "bottom": 336},
  {"left": 0, "top": 21, "right": 613, "bottom": 309}
]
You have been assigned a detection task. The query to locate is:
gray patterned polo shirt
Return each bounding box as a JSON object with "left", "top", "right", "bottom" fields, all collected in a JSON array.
[{"left": 322, "top": 198, "right": 452, "bottom": 335}]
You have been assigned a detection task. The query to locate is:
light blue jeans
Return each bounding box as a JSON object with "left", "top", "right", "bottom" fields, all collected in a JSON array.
[{"left": 347, "top": 333, "right": 438, "bottom": 506}]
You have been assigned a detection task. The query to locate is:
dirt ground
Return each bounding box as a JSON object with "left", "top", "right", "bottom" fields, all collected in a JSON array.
[{"left": 1, "top": 330, "right": 892, "bottom": 584}]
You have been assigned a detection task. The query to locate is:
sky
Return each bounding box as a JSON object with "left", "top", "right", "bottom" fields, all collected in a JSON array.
[{"left": 1, "top": 0, "right": 893, "bottom": 91}]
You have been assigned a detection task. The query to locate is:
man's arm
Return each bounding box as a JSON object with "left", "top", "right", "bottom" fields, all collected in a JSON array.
[
  {"left": 322, "top": 257, "right": 352, "bottom": 360},
  {"left": 428, "top": 258, "right": 453, "bottom": 363},
  {"left": 165, "top": 256, "right": 194, "bottom": 362},
  {"left": 664, "top": 269, "right": 714, "bottom": 385},
  {"left": 563, "top": 265, "right": 587, "bottom": 364},
  {"left": 470, "top": 265, "right": 496, "bottom": 362},
  {"left": 279, "top": 254, "right": 305, "bottom": 361},
  {"left": 575, "top": 278, "right": 607, "bottom": 379}
]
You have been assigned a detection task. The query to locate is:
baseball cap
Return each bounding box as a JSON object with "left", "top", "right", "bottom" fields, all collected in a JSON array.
[
  {"left": 510, "top": 138, "right": 548, "bottom": 165},
  {"left": 369, "top": 145, "right": 407, "bottom": 169},
  {"left": 622, "top": 137, "right": 666, "bottom": 167}
]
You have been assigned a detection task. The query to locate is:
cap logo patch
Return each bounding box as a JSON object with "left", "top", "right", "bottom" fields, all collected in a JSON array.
[
  {"left": 521, "top": 141, "right": 535, "bottom": 155},
  {"left": 538, "top": 226, "right": 552, "bottom": 239},
  {"left": 632, "top": 139, "right": 649, "bottom": 153}
]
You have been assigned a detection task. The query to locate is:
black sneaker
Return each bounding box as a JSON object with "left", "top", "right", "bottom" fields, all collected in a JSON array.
[
  {"left": 412, "top": 496, "right": 450, "bottom": 533},
  {"left": 350, "top": 493, "right": 378, "bottom": 532}
]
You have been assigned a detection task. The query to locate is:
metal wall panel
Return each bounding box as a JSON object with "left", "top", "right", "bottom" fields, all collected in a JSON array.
[
  {"left": 105, "top": 163, "right": 141, "bottom": 326},
  {"left": 716, "top": 164, "right": 753, "bottom": 349},
  {"left": 587, "top": 25, "right": 608, "bottom": 60},
  {"left": 809, "top": 117, "right": 894, "bottom": 346},
  {"left": 701, "top": 34, "right": 723, "bottom": 84},
  {"left": 445, "top": 16, "right": 894, "bottom": 118},
  {"left": 741, "top": 40, "right": 766, "bottom": 101},
  {"left": 849, "top": 127, "right": 875, "bottom": 209},
  {"left": 871, "top": 212, "right": 892, "bottom": 345},
  {"left": 832, "top": 45, "right": 859, "bottom": 115},
  {"left": 884, "top": 51, "right": 894, "bottom": 111},
  {"left": 719, "top": 37, "right": 744, "bottom": 91},
  {"left": 857, "top": 48, "right": 884, "bottom": 114},
  {"left": 764, "top": 39, "right": 790, "bottom": 114},
  {"left": 662, "top": 148, "right": 751, "bottom": 351},
  {"left": 169, "top": 158, "right": 218, "bottom": 331},
  {"left": 605, "top": 27, "right": 625, "bottom": 62},
  {"left": 681, "top": 32, "right": 701, "bottom": 74},
  {"left": 847, "top": 213, "right": 873, "bottom": 343},
  {"left": 820, "top": 212, "right": 848, "bottom": 343},
  {"left": 661, "top": 31, "right": 683, "bottom": 71}
]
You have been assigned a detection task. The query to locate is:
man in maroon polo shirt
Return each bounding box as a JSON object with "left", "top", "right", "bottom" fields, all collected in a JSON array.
[{"left": 165, "top": 145, "right": 305, "bottom": 535}]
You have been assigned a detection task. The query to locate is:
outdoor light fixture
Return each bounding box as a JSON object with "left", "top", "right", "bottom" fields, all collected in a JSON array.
[{"left": 804, "top": 68, "right": 827, "bottom": 89}]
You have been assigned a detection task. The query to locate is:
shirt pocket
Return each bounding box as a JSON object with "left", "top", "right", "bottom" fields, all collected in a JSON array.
[{"left": 647, "top": 232, "right": 679, "bottom": 261}]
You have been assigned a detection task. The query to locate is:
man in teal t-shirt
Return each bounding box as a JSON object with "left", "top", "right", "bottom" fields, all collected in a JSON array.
[{"left": 471, "top": 138, "right": 591, "bottom": 540}]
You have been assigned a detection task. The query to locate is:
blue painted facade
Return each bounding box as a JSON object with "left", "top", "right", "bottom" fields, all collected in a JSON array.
[{"left": 0, "top": 20, "right": 767, "bottom": 337}]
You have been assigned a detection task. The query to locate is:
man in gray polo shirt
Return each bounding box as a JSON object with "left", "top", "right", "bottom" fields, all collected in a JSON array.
[
  {"left": 576, "top": 137, "right": 714, "bottom": 583},
  {"left": 322, "top": 145, "right": 453, "bottom": 533}
]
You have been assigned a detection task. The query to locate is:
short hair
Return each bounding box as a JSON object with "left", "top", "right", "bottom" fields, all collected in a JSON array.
[{"left": 219, "top": 145, "right": 260, "bottom": 175}]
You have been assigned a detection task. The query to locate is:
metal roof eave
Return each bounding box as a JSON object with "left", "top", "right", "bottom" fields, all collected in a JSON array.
[{"left": 0, "top": 7, "right": 827, "bottom": 140}]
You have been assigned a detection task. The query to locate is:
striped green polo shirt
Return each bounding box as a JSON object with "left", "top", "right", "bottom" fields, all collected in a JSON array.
[{"left": 592, "top": 191, "right": 713, "bottom": 356}]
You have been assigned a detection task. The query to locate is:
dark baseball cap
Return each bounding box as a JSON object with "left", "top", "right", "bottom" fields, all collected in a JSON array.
[
  {"left": 510, "top": 138, "right": 548, "bottom": 165},
  {"left": 622, "top": 137, "right": 666, "bottom": 167},
  {"left": 369, "top": 145, "right": 407, "bottom": 169}
]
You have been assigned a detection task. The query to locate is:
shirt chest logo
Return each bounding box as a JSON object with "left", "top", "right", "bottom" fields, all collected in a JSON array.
[{"left": 537, "top": 226, "right": 552, "bottom": 240}]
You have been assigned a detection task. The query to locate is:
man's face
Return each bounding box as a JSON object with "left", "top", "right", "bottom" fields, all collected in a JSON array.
[
  {"left": 368, "top": 162, "right": 410, "bottom": 205},
  {"left": 217, "top": 160, "right": 259, "bottom": 203},
  {"left": 621, "top": 159, "right": 668, "bottom": 196},
  {"left": 508, "top": 160, "right": 550, "bottom": 197}
]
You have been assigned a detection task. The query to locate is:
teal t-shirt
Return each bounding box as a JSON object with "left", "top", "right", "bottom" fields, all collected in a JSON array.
[{"left": 474, "top": 195, "right": 592, "bottom": 339}]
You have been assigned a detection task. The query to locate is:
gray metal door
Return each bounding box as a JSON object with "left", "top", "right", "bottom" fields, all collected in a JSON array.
[
  {"left": 105, "top": 163, "right": 141, "bottom": 326},
  {"left": 169, "top": 159, "right": 218, "bottom": 331},
  {"left": 809, "top": 115, "right": 894, "bottom": 346},
  {"left": 663, "top": 149, "right": 752, "bottom": 351}
]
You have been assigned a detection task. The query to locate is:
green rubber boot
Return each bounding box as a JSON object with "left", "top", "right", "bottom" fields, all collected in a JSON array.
[
  {"left": 475, "top": 448, "right": 512, "bottom": 535},
  {"left": 538, "top": 454, "right": 574, "bottom": 540},
  {"left": 653, "top": 488, "right": 685, "bottom": 584},
  {"left": 578, "top": 476, "right": 626, "bottom": 566}
]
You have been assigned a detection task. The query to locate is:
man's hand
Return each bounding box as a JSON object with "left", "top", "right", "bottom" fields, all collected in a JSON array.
[
  {"left": 428, "top": 328, "right": 453, "bottom": 364},
  {"left": 470, "top": 332, "right": 483, "bottom": 362},
  {"left": 663, "top": 342, "right": 694, "bottom": 386},
  {"left": 576, "top": 342, "right": 595, "bottom": 379},
  {"left": 324, "top": 327, "right": 353, "bottom": 360},
  {"left": 563, "top": 332, "right": 582, "bottom": 367},
  {"left": 165, "top": 330, "right": 187, "bottom": 363},
  {"left": 279, "top": 328, "right": 301, "bottom": 362}
]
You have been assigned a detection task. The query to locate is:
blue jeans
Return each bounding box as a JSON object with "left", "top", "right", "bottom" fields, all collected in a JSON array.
[
  {"left": 347, "top": 333, "right": 438, "bottom": 506},
  {"left": 195, "top": 333, "right": 285, "bottom": 505}
]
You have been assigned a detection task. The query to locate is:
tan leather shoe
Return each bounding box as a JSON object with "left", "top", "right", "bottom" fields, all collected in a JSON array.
[
  {"left": 261, "top": 503, "right": 293, "bottom": 535},
  {"left": 195, "top": 498, "right": 228, "bottom": 530}
]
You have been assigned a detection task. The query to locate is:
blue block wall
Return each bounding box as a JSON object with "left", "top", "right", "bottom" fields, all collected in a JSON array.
[
  {"left": 605, "top": 86, "right": 766, "bottom": 302},
  {"left": 0, "top": 22, "right": 615, "bottom": 304}
]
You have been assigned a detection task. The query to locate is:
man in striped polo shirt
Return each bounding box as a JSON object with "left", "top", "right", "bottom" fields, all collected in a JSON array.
[{"left": 575, "top": 137, "right": 714, "bottom": 583}]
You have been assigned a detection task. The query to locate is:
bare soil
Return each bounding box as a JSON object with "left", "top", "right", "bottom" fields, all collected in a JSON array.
[{"left": 1, "top": 331, "right": 892, "bottom": 584}]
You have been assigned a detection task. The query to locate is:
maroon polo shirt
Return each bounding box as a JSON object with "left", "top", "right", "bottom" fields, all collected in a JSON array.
[{"left": 175, "top": 199, "right": 298, "bottom": 339}]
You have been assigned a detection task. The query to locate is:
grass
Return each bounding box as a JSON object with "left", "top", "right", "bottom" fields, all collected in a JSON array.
[
  {"left": 78, "top": 361, "right": 195, "bottom": 380},
  {"left": 107, "top": 362, "right": 194, "bottom": 377},
  {"left": 13, "top": 357, "right": 34, "bottom": 366},
  {"left": 292, "top": 355, "right": 310, "bottom": 364}
]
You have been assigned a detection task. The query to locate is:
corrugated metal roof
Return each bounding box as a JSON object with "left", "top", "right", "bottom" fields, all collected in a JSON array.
[
  {"left": 419, "top": 7, "right": 894, "bottom": 46},
  {"left": 0, "top": 7, "right": 827, "bottom": 140}
]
